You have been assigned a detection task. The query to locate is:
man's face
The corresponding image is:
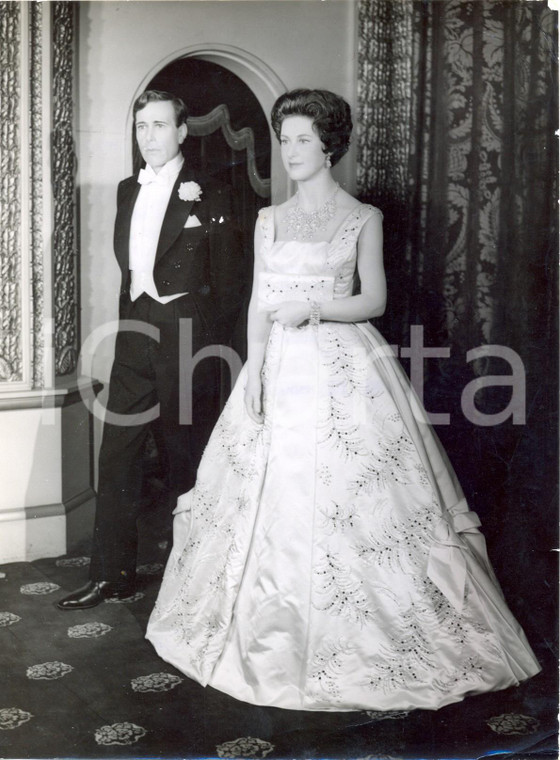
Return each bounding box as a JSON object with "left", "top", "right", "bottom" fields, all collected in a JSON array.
[{"left": 135, "top": 100, "right": 187, "bottom": 172}]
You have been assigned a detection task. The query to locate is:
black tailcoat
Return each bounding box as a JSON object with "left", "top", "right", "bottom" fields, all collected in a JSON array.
[{"left": 90, "top": 164, "right": 245, "bottom": 582}]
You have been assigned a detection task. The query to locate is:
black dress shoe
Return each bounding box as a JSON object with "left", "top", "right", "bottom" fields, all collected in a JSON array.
[{"left": 56, "top": 580, "right": 135, "bottom": 610}]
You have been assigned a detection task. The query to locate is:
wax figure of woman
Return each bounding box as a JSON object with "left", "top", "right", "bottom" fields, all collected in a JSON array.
[{"left": 147, "top": 89, "right": 540, "bottom": 712}]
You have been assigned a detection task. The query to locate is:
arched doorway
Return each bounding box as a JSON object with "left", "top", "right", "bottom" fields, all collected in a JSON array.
[
  {"left": 127, "top": 44, "right": 288, "bottom": 204},
  {"left": 141, "top": 59, "right": 270, "bottom": 187}
]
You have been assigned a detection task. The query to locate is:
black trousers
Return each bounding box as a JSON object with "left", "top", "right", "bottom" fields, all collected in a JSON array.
[{"left": 89, "top": 293, "right": 221, "bottom": 582}]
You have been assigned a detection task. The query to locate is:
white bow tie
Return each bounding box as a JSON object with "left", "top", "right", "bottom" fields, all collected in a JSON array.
[{"left": 137, "top": 168, "right": 167, "bottom": 186}]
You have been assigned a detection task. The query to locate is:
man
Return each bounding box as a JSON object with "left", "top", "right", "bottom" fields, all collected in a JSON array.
[{"left": 58, "top": 90, "right": 244, "bottom": 610}]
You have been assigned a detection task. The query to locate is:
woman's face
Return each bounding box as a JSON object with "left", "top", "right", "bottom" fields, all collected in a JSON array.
[{"left": 279, "top": 115, "right": 327, "bottom": 182}]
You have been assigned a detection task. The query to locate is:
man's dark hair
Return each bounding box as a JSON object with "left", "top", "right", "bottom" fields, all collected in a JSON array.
[{"left": 133, "top": 90, "right": 189, "bottom": 128}]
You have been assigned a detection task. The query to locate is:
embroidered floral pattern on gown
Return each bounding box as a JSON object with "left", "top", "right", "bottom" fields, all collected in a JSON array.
[{"left": 146, "top": 204, "right": 540, "bottom": 712}]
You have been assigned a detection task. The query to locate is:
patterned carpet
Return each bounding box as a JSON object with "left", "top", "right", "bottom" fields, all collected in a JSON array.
[{"left": 1, "top": 527, "right": 557, "bottom": 760}]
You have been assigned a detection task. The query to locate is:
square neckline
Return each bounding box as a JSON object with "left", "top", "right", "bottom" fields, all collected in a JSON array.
[{"left": 270, "top": 203, "right": 366, "bottom": 247}]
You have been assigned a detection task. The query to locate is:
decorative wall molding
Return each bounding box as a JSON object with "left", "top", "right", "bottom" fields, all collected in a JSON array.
[
  {"left": 0, "top": 0, "right": 78, "bottom": 393},
  {"left": 0, "top": 2, "right": 23, "bottom": 385},
  {"left": 30, "top": 1, "right": 45, "bottom": 389},
  {"left": 0, "top": 487, "right": 95, "bottom": 523},
  {"left": 0, "top": 377, "right": 102, "bottom": 411},
  {"left": 52, "top": 1, "right": 78, "bottom": 377}
]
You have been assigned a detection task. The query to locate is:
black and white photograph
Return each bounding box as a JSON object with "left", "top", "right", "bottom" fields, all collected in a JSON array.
[{"left": 0, "top": 1, "right": 558, "bottom": 758}]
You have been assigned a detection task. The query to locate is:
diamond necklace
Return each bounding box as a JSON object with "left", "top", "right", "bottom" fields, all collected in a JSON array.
[{"left": 285, "top": 184, "right": 339, "bottom": 241}]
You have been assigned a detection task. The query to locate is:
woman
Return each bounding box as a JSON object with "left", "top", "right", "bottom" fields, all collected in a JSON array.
[{"left": 146, "top": 89, "right": 540, "bottom": 712}]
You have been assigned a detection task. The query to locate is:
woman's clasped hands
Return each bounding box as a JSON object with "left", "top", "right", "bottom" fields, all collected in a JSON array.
[{"left": 266, "top": 300, "right": 312, "bottom": 329}]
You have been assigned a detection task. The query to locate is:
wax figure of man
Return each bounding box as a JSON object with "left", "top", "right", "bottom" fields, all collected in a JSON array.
[{"left": 58, "top": 90, "right": 244, "bottom": 610}]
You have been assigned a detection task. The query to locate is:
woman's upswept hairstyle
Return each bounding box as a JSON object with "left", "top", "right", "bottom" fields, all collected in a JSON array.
[
  {"left": 133, "top": 90, "right": 189, "bottom": 128},
  {"left": 270, "top": 89, "right": 352, "bottom": 167}
]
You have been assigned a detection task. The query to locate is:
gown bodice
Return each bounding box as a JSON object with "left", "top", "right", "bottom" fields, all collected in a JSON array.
[{"left": 257, "top": 204, "right": 383, "bottom": 302}]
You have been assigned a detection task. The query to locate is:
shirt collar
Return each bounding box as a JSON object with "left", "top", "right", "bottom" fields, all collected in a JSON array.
[{"left": 139, "top": 153, "right": 184, "bottom": 185}]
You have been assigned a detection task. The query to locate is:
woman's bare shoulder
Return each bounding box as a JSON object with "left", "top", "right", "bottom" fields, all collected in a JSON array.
[{"left": 336, "top": 189, "right": 383, "bottom": 222}]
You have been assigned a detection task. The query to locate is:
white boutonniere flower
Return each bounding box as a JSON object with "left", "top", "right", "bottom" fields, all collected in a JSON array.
[{"left": 178, "top": 182, "right": 203, "bottom": 202}]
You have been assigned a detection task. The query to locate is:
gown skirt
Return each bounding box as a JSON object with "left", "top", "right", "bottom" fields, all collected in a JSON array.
[{"left": 146, "top": 204, "right": 541, "bottom": 712}]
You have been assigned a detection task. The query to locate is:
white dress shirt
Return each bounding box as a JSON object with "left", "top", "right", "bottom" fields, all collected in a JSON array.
[{"left": 129, "top": 153, "right": 187, "bottom": 303}]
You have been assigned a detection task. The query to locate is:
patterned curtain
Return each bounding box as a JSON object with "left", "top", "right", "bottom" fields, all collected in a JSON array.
[{"left": 357, "top": 0, "right": 558, "bottom": 635}]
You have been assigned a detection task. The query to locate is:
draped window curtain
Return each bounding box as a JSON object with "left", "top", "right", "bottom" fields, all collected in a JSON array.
[{"left": 357, "top": 0, "right": 557, "bottom": 633}]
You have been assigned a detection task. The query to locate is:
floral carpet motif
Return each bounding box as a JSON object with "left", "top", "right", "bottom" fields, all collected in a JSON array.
[{"left": 0, "top": 535, "right": 557, "bottom": 759}]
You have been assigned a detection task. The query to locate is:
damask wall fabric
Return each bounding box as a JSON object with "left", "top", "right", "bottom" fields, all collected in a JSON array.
[
  {"left": 0, "top": 0, "right": 79, "bottom": 385},
  {"left": 357, "top": 0, "right": 557, "bottom": 647},
  {"left": 358, "top": 0, "right": 557, "bottom": 355}
]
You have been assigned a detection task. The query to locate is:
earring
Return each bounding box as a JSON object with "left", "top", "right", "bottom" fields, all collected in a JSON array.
[{"left": 325, "top": 154, "right": 332, "bottom": 169}]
